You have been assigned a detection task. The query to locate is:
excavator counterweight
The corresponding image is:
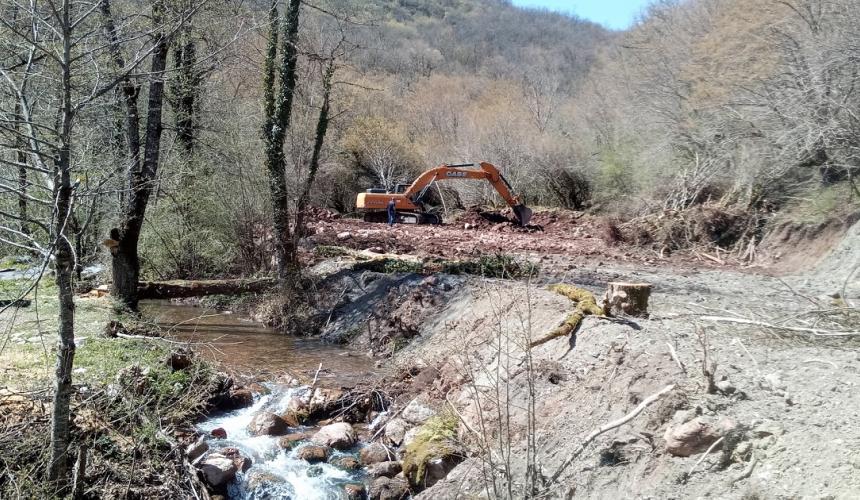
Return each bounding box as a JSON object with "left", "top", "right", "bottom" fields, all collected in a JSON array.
[{"left": 355, "top": 162, "right": 533, "bottom": 226}]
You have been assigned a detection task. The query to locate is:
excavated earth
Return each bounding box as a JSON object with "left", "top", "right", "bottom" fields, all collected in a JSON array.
[
  {"left": 300, "top": 208, "right": 860, "bottom": 499},
  {"left": 307, "top": 208, "right": 681, "bottom": 267}
]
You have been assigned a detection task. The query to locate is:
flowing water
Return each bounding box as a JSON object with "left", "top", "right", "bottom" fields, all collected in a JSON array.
[{"left": 141, "top": 301, "right": 378, "bottom": 499}]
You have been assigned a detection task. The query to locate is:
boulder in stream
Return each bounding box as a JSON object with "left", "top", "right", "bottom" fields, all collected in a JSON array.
[
  {"left": 247, "top": 411, "right": 289, "bottom": 437},
  {"left": 312, "top": 422, "right": 357, "bottom": 450},
  {"left": 384, "top": 418, "right": 408, "bottom": 447},
  {"left": 220, "top": 447, "right": 252, "bottom": 473},
  {"left": 360, "top": 443, "right": 392, "bottom": 465},
  {"left": 330, "top": 455, "right": 361, "bottom": 471},
  {"left": 369, "top": 460, "right": 402, "bottom": 478},
  {"left": 369, "top": 476, "right": 409, "bottom": 500},
  {"left": 344, "top": 482, "right": 368, "bottom": 500},
  {"left": 296, "top": 445, "right": 331, "bottom": 463},
  {"left": 199, "top": 453, "right": 237, "bottom": 488},
  {"left": 278, "top": 432, "right": 309, "bottom": 450}
]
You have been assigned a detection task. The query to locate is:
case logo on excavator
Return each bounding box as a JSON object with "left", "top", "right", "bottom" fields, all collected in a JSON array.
[{"left": 445, "top": 171, "right": 467, "bottom": 177}]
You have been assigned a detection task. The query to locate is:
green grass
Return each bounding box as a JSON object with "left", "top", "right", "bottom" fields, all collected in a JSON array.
[
  {"left": 314, "top": 245, "right": 352, "bottom": 258},
  {"left": 349, "top": 254, "right": 539, "bottom": 279}
]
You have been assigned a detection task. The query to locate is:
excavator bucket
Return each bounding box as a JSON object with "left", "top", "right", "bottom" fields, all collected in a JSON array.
[{"left": 512, "top": 204, "right": 533, "bottom": 226}]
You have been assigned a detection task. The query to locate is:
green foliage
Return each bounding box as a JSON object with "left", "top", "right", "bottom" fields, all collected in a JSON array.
[
  {"left": 402, "top": 411, "right": 460, "bottom": 486},
  {"left": 442, "top": 254, "right": 539, "bottom": 279},
  {"left": 596, "top": 148, "right": 637, "bottom": 199},
  {"left": 314, "top": 245, "right": 351, "bottom": 258}
]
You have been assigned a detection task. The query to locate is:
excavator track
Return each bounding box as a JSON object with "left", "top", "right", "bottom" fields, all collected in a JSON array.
[{"left": 362, "top": 212, "right": 441, "bottom": 224}]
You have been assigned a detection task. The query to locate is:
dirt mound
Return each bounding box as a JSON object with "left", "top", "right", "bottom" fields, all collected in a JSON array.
[
  {"left": 303, "top": 206, "right": 341, "bottom": 221},
  {"left": 758, "top": 211, "right": 860, "bottom": 278}
]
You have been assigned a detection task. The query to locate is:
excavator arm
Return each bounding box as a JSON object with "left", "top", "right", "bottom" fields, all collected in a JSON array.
[
  {"left": 404, "top": 162, "right": 533, "bottom": 225},
  {"left": 355, "top": 161, "right": 532, "bottom": 226}
]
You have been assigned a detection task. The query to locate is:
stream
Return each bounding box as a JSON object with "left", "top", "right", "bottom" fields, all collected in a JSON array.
[{"left": 142, "top": 301, "right": 379, "bottom": 499}]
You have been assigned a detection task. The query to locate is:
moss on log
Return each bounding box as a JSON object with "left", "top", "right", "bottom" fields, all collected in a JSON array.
[{"left": 530, "top": 284, "right": 604, "bottom": 348}]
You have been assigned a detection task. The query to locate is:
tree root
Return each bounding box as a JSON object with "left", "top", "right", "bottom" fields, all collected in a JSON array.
[{"left": 530, "top": 284, "right": 604, "bottom": 348}]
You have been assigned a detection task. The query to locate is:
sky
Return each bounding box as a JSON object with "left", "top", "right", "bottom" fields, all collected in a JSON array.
[{"left": 510, "top": 0, "right": 652, "bottom": 30}]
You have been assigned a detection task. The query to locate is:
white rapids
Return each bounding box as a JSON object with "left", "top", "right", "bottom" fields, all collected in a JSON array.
[{"left": 197, "top": 385, "right": 365, "bottom": 499}]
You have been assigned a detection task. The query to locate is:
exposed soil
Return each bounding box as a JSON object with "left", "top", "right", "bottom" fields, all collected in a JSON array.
[
  {"left": 301, "top": 211, "right": 860, "bottom": 499},
  {"left": 307, "top": 207, "right": 708, "bottom": 269}
]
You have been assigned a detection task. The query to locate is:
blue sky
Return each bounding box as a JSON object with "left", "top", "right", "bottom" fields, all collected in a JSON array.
[{"left": 510, "top": 0, "right": 652, "bottom": 30}]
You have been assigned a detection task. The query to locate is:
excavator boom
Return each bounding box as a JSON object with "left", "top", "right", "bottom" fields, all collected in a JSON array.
[{"left": 355, "top": 162, "right": 533, "bottom": 226}]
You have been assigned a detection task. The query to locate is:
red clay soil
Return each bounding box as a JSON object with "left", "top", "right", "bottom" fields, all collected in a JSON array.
[{"left": 307, "top": 207, "right": 673, "bottom": 266}]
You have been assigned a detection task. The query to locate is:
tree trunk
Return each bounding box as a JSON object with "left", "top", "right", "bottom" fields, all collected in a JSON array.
[
  {"left": 48, "top": 0, "right": 76, "bottom": 486},
  {"left": 262, "top": 0, "right": 302, "bottom": 279},
  {"left": 14, "top": 101, "right": 29, "bottom": 236},
  {"left": 110, "top": 229, "right": 140, "bottom": 309},
  {"left": 103, "top": 0, "right": 169, "bottom": 311},
  {"left": 293, "top": 61, "right": 333, "bottom": 243},
  {"left": 602, "top": 282, "right": 652, "bottom": 317},
  {"left": 171, "top": 24, "right": 199, "bottom": 156}
]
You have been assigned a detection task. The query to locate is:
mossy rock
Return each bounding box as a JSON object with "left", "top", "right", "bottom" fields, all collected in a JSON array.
[{"left": 401, "top": 413, "right": 464, "bottom": 490}]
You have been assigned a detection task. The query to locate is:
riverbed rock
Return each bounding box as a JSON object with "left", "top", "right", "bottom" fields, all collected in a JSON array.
[
  {"left": 296, "top": 445, "right": 331, "bottom": 463},
  {"left": 308, "top": 388, "right": 346, "bottom": 419},
  {"left": 227, "top": 389, "right": 255, "bottom": 409},
  {"left": 664, "top": 416, "right": 737, "bottom": 457},
  {"left": 401, "top": 400, "right": 435, "bottom": 425},
  {"left": 369, "top": 476, "right": 409, "bottom": 500},
  {"left": 246, "top": 470, "right": 285, "bottom": 492},
  {"left": 402, "top": 427, "right": 421, "bottom": 448},
  {"left": 360, "top": 443, "right": 392, "bottom": 465},
  {"left": 369, "top": 461, "right": 402, "bottom": 478},
  {"left": 199, "top": 453, "right": 237, "bottom": 488},
  {"left": 403, "top": 446, "right": 462, "bottom": 490},
  {"left": 384, "top": 418, "right": 408, "bottom": 447},
  {"left": 312, "top": 422, "right": 357, "bottom": 450},
  {"left": 220, "top": 447, "right": 252, "bottom": 473},
  {"left": 185, "top": 435, "right": 209, "bottom": 462},
  {"left": 210, "top": 427, "right": 227, "bottom": 439},
  {"left": 330, "top": 455, "right": 361, "bottom": 471},
  {"left": 344, "top": 482, "right": 368, "bottom": 500},
  {"left": 278, "top": 433, "right": 308, "bottom": 450},
  {"left": 247, "top": 412, "right": 289, "bottom": 437}
]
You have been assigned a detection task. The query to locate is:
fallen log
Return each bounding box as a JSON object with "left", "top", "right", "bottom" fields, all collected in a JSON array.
[
  {"left": 530, "top": 284, "right": 604, "bottom": 348},
  {"left": 137, "top": 278, "right": 277, "bottom": 300}
]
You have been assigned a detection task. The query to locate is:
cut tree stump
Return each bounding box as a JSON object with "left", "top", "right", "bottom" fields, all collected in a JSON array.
[{"left": 602, "top": 282, "right": 652, "bottom": 317}]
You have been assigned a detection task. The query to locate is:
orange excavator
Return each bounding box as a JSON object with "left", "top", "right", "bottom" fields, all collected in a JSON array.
[{"left": 355, "top": 162, "right": 533, "bottom": 226}]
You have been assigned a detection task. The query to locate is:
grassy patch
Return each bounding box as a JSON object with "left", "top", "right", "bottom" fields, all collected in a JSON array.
[
  {"left": 441, "top": 254, "right": 539, "bottom": 279},
  {"left": 1, "top": 281, "right": 221, "bottom": 499},
  {"left": 402, "top": 411, "right": 461, "bottom": 487},
  {"left": 350, "top": 254, "right": 539, "bottom": 279},
  {"left": 314, "top": 245, "right": 352, "bottom": 258}
]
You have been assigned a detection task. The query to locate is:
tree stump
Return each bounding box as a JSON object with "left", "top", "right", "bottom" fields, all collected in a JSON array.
[{"left": 602, "top": 282, "right": 652, "bottom": 317}]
